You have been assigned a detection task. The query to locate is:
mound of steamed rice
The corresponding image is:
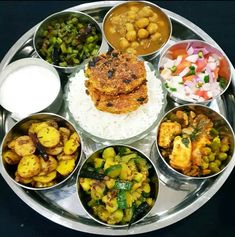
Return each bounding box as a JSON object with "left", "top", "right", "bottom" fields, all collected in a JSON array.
[{"left": 66, "top": 63, "right": 165, "bottom": 141}]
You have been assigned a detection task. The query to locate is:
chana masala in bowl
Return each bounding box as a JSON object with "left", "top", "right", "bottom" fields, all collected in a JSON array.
[{"left": 103, "top": 1, "right": 172, "bottom": 58}]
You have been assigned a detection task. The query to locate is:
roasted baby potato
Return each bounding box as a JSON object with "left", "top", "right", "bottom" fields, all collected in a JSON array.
[{"left": 63, "top": 132, "right": 80, "bottom": 155}]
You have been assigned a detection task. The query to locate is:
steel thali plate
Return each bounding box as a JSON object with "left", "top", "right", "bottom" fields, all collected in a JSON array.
[{"left": 0, "top": 1, "right": 235, "bottom": 235}]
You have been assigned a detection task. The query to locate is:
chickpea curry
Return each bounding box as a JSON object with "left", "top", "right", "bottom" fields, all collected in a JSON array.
[
  {"left": 2, "top": 119, "right": 81, "bottom": 188},
  {"left": 79, "top": 146, "right": 157, "bottom": 225},
  {"left": 104, "top": 2, "right": 171, "bottom": 56},
  {"left": 157, "top": 109, "right": 233, "bottom": 177}
]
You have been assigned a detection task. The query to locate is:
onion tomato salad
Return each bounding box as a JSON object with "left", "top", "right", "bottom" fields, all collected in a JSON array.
[{"left": 159, "top": 43, "right": 230, "bottom": 102}]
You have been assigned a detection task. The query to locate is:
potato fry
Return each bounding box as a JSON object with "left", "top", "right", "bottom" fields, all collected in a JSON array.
[
  {"left": 15, "top": 172, "right": 33, "bottom": 184},
  {"left": 56, "top": 159, "right": 76, "bottom": 176},
  {"left": 59, "top": 127, "right": 71, "bottom": 144},
  {"left": 3, "top": 150, "right": 21, "bottom": 165},
  {"left": 45, "top": 143, "right": 63, "bottom": 155},
  {"left": 57, "top": 152, "right": 78, "bottom": 161},
  {"left": 37, "top": 126, "right": 60, "bottom": 148},
  {"left": 17, "top": 154, "right": 41, "bottom": 178},
  {"left": 63, "top": 132, "right": 80, "bottom": 155},
  {"left": 38, "top": 156, "right": 58, "bottom": 176},
  {"left": 28, "top": 122, "right": 49, "bottom": 134},
  {"left": 14, "top": 136, "right": 36, "bottom": 156},
  {"left": 7, "top": 139, "right": 17, "bottom": 149},
  {"left": 33, "top": 170, "right": 57, "bottom": 183}
]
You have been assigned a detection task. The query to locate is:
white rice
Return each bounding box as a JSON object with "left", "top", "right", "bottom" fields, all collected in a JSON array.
[{"left": 67, "top": 63, "right": 165, "bottom": 140}]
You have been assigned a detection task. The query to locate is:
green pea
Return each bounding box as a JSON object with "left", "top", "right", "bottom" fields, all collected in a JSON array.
[
  {"left": 201, "top": 161, "right": 209, "bottom": 169},
  {"left": 214, "top": 159, "right": 221, "bottom": 167},
  {"left": 210, "top": 136, "right": 221, "bottom": 152},
  {"left": 203, "top": 156, "right": 209, "bottom": 163},
  {"left": 208, "top": 153, "right": 216, "bottom": 162},
  {"left": 202, "top": 147, "right": 212, "bottom": 155},
  {"left": 220, "top": 144, "right": 229, "bottom": 152},
  {"left": 217, "top": 153, "right": 228, "bottom": 161},
  {"left": 209, "top": 162, "right": 220, "bottom": 173}
]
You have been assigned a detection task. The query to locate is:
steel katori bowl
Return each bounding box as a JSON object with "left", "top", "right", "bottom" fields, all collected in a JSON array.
[
  {"left": 157, "top": 39, "right": 232, "bottom": 104},
  {"left": 33, "top": 10, "right": 103, "bottom": 74},
  {"left": 76, "top": 144, "right": 159, "bottom": 227},
  {"left": 0, "top": 113, "right": 83, "bottom": 190},
  {"left": 102, "top": 1, "right": 172, "bottom": 61},
  {"left": 155, "top": 104, "right": 235, "bottom": 180}
]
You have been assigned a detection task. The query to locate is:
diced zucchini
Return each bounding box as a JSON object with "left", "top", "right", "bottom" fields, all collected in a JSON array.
[
  {"left": 104, "top": 164, "right": 122, "bottom": 178},
  {"left": 121, "top": 153, "right": 138, "bottom": 163},
  {"left": 114, "top": 180, "right": 132, "bottom": 190}
]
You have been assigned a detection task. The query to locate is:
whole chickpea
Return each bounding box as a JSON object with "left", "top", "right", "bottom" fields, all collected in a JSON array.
[
  {"left": 149, "top": 13, "right": 158, "bottom": 22},
  {"left": 129, "top": 6, "right": 139, "bottom": 12},
  {"left": 135, "top": 18, "right": 149, "bottom": 28},
  {"left": 131, "top": 41, "right": 139, "bottom": 49},
  {"left": 126, "top": 47, "right": 137, "bottom": 55},
  {"left": 127, "top": 10, "right": 137, "bottom": 21},
  {"left": 151, "top": 32, "right": 162, "bottom": 41},
  {"left": 126, "top": 30, "right": 137, "bottom": 42},
  {"left": 138, "top": 29, "right": 149, "bottom": 39},
  {"left": 125, "top": 23, "right": 134, "bottom": 31},
  {"left": 139, "top": 6, "right": 153, "bottom": 18},
  {"left": 147, "top": 23, "right": 158, "bottom": 34},
  {"left": 119, "top": 37, "right": 130, "bottom": 49}
]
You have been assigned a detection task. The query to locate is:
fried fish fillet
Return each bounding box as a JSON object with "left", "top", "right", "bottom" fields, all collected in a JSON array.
[
  {"left": 86, "top": 82, "right": 148, "bottom": 114},
  {"left": 85, "top": 50, "right": 146, "bottom": 95}
]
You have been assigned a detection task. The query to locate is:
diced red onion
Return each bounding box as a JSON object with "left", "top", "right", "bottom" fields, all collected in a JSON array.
[
  {"left": 186, "top": 54, "right": 198, "bottom": 63},
  {"left": 179, "top": 67, "right": 190, "bottom": 77},
  {"left": 184, "top": 80, "right": 195, "bottom": 88},
  {"left": 187, "top": 46, "right": 194, "bottom": 55},
  {"left": 206, "top": 66, "right": 214, "bottom": 83}
]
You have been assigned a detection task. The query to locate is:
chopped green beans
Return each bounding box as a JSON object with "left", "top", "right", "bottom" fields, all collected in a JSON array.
[{"left": 36, "top": 14, "right": 101, "bottom": 67}]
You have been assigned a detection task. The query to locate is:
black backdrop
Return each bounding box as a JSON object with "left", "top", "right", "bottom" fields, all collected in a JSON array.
[{"left": 0, "top": 1, "right": 235, "bottom": 237}]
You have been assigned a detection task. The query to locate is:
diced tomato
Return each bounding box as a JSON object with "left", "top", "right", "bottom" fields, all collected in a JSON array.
[
  {"left": 175, "top": 60, "right": 191, "bottom": 74},
  {"left": 171, "top": 48, "right": 188, "bottom": 59},
  {"left": 196, "top": 90, "right": 210, "bottom": 100},
  {"left": 183, "top": 75, "right": 196, "bottom": 82},
  {"left": 196, "top": 59, "right": 208, "bottom": 73},
  {"left": 219, "top": 57, "right": 230, "bottom": 80}
]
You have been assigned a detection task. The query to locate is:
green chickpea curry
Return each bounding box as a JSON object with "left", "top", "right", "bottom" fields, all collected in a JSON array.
[
  {"left": 157, "top": 108, "right": 233, "bottom": 177},
  {"left": 104, "top": 2, "right": 170, "bottom": 56},
  {"left": 78, "top": 146, "right": 158, "bottom": 226}
]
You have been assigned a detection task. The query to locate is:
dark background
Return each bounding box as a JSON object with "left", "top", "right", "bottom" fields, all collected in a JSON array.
[{"left": 0, "top": 1, "right": 235, "bottom": 237}]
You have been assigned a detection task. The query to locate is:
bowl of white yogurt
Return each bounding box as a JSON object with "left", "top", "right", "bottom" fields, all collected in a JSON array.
[{"left": 0, "top": 58, "right": 62, "bottom": 120}]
